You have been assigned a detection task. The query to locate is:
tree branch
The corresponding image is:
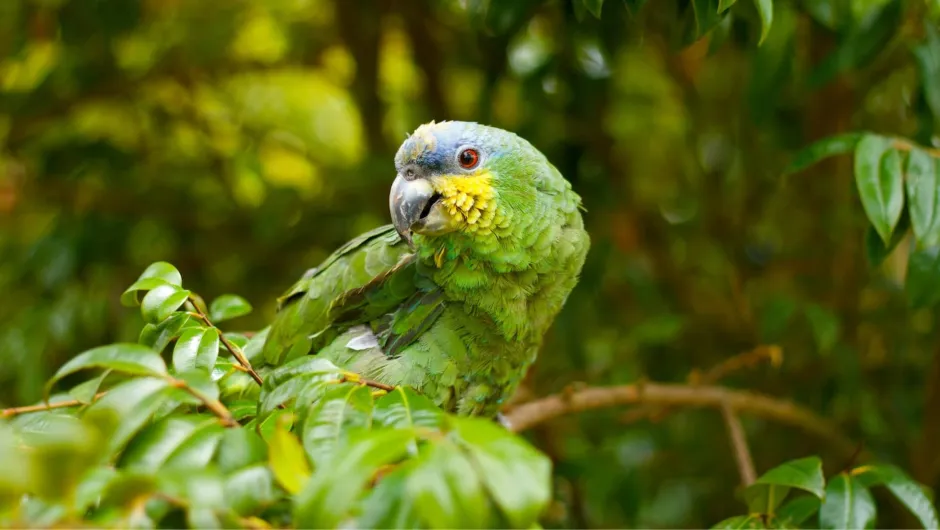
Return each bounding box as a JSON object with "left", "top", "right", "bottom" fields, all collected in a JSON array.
[
  {"left": 165, "top": 376, "right": 236, "bottom": 427},
  {"left": 722, "top": 401, "right": 757, "bottom": 486},
  {"left": 187, "top": 297, "right": 264, "bottom": 386},
  {"left": 503, "top": 382, "right": 857, "bottom": 455},
  {"left": 1, "top": 393, "right": 107, "bottom": 418}
]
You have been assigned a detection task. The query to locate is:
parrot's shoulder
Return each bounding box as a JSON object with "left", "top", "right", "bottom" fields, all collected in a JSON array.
[{"left": 275, "top": 224, "right": 404, "bottom": 310}]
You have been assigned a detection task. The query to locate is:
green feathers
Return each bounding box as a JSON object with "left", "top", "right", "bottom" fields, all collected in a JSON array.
[{"left": 262, "top": 122, "right": 590, "bottom": 417}]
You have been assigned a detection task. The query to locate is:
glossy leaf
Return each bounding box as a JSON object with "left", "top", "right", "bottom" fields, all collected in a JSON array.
[
  {"left": 120, "top": 262, "right": 182, "bottom": 306},
  {"left": 224, "top": 464, "right": 278, "bottom": 515},
  {"left": 717, "top": 0, "right": 738, "bottom": 13},
  {"left": 83, "top": 377, "right": 174, "bottom": 457},
  {"left": 119, "top": 415, "right": 205, "bottom": 472},
  {"left": 139, "top": 313, "right": 196, "bottom": 353},
  {"left": 819, "top": 473, "right": 876, "bottom": 529},
  {"left": 162, "top": 421, "right": 225, "bottom": 470},
  {"left": 373, "top": 386, "right": 444, "bottom": 431},
  {"left": 905, "top": 147, "right": 940, "bottom": 247},
  {"left": 854, "top": 135, "right": 903, "bottom": 244},
  {"left": 68, "top": 369, "right": 111, "bottom": 404},
  {"left": 358, "top": 464, "right": 422, "bottom": 528},
  {"left": 754, "top": 0, "right": 773, "bottom": 45},
  {"left": 451, "top": 417, "right": 552, "bottom": 528},
  {"left": 744, "top": 456, "right": 825, "bottom": 514},
  {"left": 208, "top": 294, "right": 253, "bottom": 323},
  {"left": 268, "top": 414, "right": 310, "bottom": 495},
  {"left": 786, "top": 132, "right": 865, "bottom": 174},
  {"left": 215, "top": 428, "right": 267, "bottom": 473},
  {"left": 711, "top": 515, "right": 769, "bottom": 529},
  {"left": 302, "top": 383, "right": 374, "bottom": 467},
  {"left": 865, "top": 209, "right": 910, "bottom": 267},
  {"left": 776, "top": 495, "right": 822, "bottom": 526},
  {"left": 47, "top": 343, "right": 167, "bottom": 395},
  {"left": 140, "top": 284, "right": 191, "bottom": 324},
  {"left": 172, "top": 328, "right": 220, "bottom": 373},
  {"left": 293, "top": 429, "right": 412, "bottom": 529},
  {"left": 407, "top": 441, "right": 491, "bottom": 528},
  {"left": 854, "top": 465, "right": 939, "bottom": 529}
]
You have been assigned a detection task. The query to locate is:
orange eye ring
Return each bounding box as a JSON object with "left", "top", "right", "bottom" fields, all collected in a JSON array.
[{"left": 458, "top": 148, "right": 480, "bottom": 169}]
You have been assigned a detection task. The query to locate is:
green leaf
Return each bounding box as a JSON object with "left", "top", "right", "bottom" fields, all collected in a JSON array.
[
  {"left": 302, "top": 383, "right": 374, "bottom": 467},
  {"left": 209, "top": 294, "right": 253, "bottom": 323},
  {"left": 358, "top": 464, "right": 422, "bottom": 528},
  {"left": 139, "top": 313, "right": 196, "bottom": 353},
  {"left": 905, "top": 148, "right": 940, "bottom": 247},
  {"left": 865, "top": 209, "right": 910, "bottom": 267},
  {"left": 172, "top": 328, "right": 220, "bottom": 373},
  {"left": 854, "top": 465, "right": 939, "bottom": 529},
  {"left": 914, "top": 23, "right": 940, "bottom": 124},
  {"left": 68, "top": 369, "right": 111, "bottom": 404},
  {"left": 120, "top": 262, "right": 182, "bottom": 306},
  {"left": 119, "top": 416, "right": 205, "bottom": 472},
  {"left": 407, "top": 441, "right": 491, "bottom": 528},
  {"left": 776, "top": 495, "right": 821, "bottom": 526},
  {"left": 582, "top": 0, "right": 604, "bottom": 18},
  {"left": 906, "top": 246, "right": 940, "bottom": 308},
  {"left": 293, "top": 429, "right": 412, "bottom": 529},
  {"left": 268, "top": 413, "right": 310, "bottom": 495},
  {"left": 786, "top": 133, "right": 865, "bottom": 174},
  {"left": 744, "top": 457, "right": 825, "bottom": 514},
  {"left": 374, "top": 386, "right": 444, "bottom": 431},
  {"left": 451, "top": 417, "right": 552, "bottom": 528},
  {"left": 215, "top": 428, "right": 267, "bottom": 473},
  {"left": 140, "top": 284, "right": 191, "bottom": 324},
  {"left": 224, "top": 464, "right": 278, "bottom": 515},
  {"left": 819, "top": 473, "right": 876, "bottom": 529},
  {"left": 47, "top": 343, "right": 167, "bottom": 396},
  {"left": 242, "top": 327, "right": 270, "bottom": 363},
  {"left": 855, "top": 135, "right": 904, "bottom": 244},
  {"left": 717, "top": 0, "right": 738, "bottom": 13},
  {"left": 754, "top": 0, "right": 773, "bottom": 45},
  {"left": 83, "top": 377, "right": 175, "bottom": 457},
  {"left": 712, "top": 515, "right": 769, "bottom": 529},
  {"left": 162, "top": 420, "right": 225, "bottom": 471}
]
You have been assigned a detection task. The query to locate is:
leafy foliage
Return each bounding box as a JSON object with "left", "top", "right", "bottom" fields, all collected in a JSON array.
[
  {"left": 0, "top": 265, "right": 552, "bottom": 529},
  {"left": 3, "top": 0, "right": 940, "bottom": 527}
]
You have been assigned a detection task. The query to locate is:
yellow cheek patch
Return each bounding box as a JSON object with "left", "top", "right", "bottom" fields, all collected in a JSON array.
[{"left": 433, "top": 172, "right": 501, "bottom": 234}]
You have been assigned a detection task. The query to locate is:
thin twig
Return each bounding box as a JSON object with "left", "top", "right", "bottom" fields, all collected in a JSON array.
[
  {"left": 893, "top": 139, "right": 940, "bottom": 158},
  {"left": 721, "top": 400, "right": 757, "bottom": 486},
  {"left": 165, "top": 376, "right": 236, "bottom": 427},
  {"left": 340, "top": 373, "right": 394, "bottom": 392},
  {"left": 621, "top": 345, "right": 782, "bottom": 424},
  {"left": 1, "top": 392, "right": 107, "bottom": 418},
  {"left": 503, "top": 382, "right": 858, "bottom": 456},
  {"left": 187, "top": 298, "right": 264, "bottom": 386}
]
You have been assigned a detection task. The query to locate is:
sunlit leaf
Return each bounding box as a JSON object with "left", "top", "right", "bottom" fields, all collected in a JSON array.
[
  {"left": 451, "top": 417, "right": 552, "bottom": 528},
  {"left": 120, "top": 262, "right": 182, "bottom": 306},
  {"left": 209, "top": 294, "right": 253, "bottom": 323},
  {"left": 139, "top": 313, "right": 196, "bottom": 353},
  {"left": 358, "top": 464, "right": 421, "bottom": 528},
  {"left": 293, "top": 429, "right": 412, "bottom": 529},
  {"left": 819, "top": 473, "right": 876, "bottom": 529},
  {"left": 141, "top": 284, "right": 191, "bottom": 324},
  {"left": 68, "top": 369, "right": 111, "bottom": 404},
  {"left": 711, "top": 515, "right": 769, "bottom": 529},
  {"left": 225, "top": 464, "right": 278, "bottom": 515},
  {"left": 172, "top": 328, "right": 220, "bottom": 373},
  {"left": 854, "top": 464, "right": 939, "bottom": 529},
  {"left": 854, "top": 135, "right": 903, "bottom": 244},
  {"left": 47, "top": 344, "right": 167, "bottom": 396},
  {"left": 215, "top": 428, "right": 267, "bottom": 473},
  {"left": 268, "top": 414, "right": 310, "bottom": 495},
  {"left": 84, "top": 377, "right": 175, "bottom": 457},
  {"left": 743, "top": 456, "right": 825, "bottom": 514},
  {"left": 119, "top": 415, "right": 205, "bottom": 472}
]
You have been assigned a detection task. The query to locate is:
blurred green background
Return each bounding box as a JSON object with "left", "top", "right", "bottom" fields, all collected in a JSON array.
[{"left": 1, "top": 0, "right": 938, "bottom": 527}]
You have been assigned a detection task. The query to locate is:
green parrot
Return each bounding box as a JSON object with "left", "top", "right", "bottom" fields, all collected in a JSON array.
[{"left": 261, "top": 121, "right": 590, "bottom": 417}]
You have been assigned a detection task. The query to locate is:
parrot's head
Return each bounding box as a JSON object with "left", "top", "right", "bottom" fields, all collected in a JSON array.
[{"left": 390, "top": 121, "right": 582, "bottom": 267}]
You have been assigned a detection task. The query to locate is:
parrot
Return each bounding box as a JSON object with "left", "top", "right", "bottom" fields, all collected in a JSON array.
[{"left": 260, "top": 121, "right": 590, "bottom": 417}]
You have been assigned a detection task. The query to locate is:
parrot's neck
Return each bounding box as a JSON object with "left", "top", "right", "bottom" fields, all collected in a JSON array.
[{"left": 416, "top": 206, "right": 589, "bottom": 347}]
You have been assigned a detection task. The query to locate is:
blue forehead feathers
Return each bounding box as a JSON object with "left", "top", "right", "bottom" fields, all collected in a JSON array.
[{"left": 395, "top": 121, "right": 506, "bottom": 171}]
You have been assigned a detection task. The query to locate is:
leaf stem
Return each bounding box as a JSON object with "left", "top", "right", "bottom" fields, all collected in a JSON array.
[
  {"left": 339, "top": 372, "right": 395, "bottom": 391},
  {"left": 1, "top": 392, "right": 107, "bottom": 417},
  {"left": 187, "top": 297, "right": 264, "bottom": 386},
  {"left": 165, "top": 376, "right": 236, "bottom": 427},
  {"left": 721, "top": 400, "right": 757, "bottom": 486}
]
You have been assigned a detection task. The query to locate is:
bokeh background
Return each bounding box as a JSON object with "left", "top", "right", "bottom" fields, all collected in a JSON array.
[{"left": 1, "top": 0, "right": 938, "bottom": 527}]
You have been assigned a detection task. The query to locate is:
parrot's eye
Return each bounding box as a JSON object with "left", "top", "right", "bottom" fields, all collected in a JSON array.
[{"left": 457, "top": 148, "right": 480, "bottom": 170}]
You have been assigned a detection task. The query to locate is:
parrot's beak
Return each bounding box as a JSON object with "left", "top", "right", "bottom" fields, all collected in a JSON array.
[{"left": 389, "top": 174, "right": 452, "bottom": 246}]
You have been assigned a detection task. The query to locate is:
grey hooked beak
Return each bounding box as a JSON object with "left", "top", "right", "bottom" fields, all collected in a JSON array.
[{"left": 390, "top": 174, "right": 435, "bottom": 247}]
